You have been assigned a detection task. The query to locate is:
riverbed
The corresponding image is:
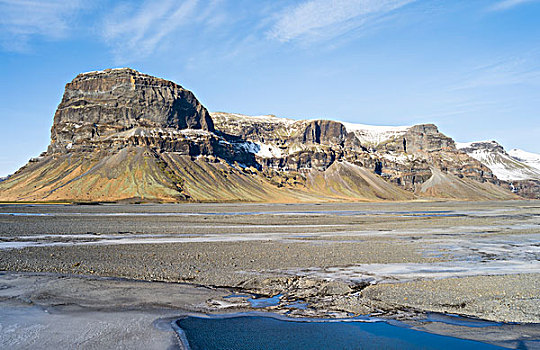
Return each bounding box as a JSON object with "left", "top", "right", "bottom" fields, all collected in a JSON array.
[{"left": 0, "top": 200, "right": 539, "bottom": 348}]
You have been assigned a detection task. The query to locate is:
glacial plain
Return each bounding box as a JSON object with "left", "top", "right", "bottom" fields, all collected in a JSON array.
[{"left": 1, "top": 200, "right": 539, "bottom": 348}]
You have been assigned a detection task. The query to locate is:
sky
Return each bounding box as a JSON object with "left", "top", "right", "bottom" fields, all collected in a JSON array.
[{"left": 1, "top": 0, "right": 540, "bottom": 177}]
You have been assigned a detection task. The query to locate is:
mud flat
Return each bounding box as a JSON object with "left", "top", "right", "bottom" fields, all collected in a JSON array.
[
  {"left": 1, "top": 200, "right": 539, "bottom": 348},
  {"left": 0, "top": 272, "right": 227, "bottom": 349}
]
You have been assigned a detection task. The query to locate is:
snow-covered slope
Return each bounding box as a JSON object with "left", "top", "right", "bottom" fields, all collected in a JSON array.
[
  {"left": 509, "top": 149, "right": 540, "bottom": 173},
  {"left": 457, "top": 141, "right": 540, "bottom": 181},
  {"left": 235, "top": 141, "right": 284, "bottom": 159}
]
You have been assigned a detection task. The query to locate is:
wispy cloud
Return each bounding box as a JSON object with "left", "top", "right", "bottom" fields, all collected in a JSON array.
[
  {"left": 267, "top": 0, "right": 416, "bottom": 43},
  {"left": 0, "top": 0, "right": 86, "bottom": 52},
  {"left": 102, "top": 0, "right": 223, "bottom": 63},
  {"left": 489, "top": 0, "right": 538, "bottom": 11},
  {"left": 449, "top": 55, "right": 540, "bottom": 90}
]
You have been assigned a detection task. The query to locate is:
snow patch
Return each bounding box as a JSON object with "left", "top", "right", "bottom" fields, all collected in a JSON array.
[
  {"left": 382, "top": 153, "right": 414, "bottom": 165},
  {"left": 257, "top": 143, "right": 283, "bottom": 158},
  {"left": 236, "top": 141, "right": 283, "bottom": 158},
  {"left": 342, "top": 122, "right": 410, "bottom": 146}
]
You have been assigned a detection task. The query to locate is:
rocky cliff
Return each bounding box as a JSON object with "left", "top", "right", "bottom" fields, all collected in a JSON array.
[
  {"left": 0, "top": 68, "right": 521, "bottom": 202},
  {"left": 211, "top": 112, "right": 507, "bottom": 198},
  {"left": 49, "top": 68, "right": 214, "bottom": 153}
]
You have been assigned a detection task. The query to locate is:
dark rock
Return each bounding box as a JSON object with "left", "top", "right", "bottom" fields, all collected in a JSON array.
[
  {"left": 294, "top": 120, "right": 347, "bottom": 146},
  {"left": 49, "top": 68, "right": 214, "bottom": 153},
  {"left": 403, "top": 124, "right": 456, "bottom": 152},
  {"left": 509, "top": 180, "right": 540, "bottom": 199}
]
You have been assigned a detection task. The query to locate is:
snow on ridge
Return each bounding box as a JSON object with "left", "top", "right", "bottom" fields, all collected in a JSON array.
[
  {"left": 79, "top": 67, "right": 133, "bottom": 75},
  {"left": 459, "top": 141, "right": 540, "bottom": 181},
  {"left": 341, "top": 122, "right": 410, "bottom": 133},
  {"left": 455, "top": 140, "right": 499, "bottom": 149},
  {"left": 213, "top": 112, "right": 414, "bottom": 145},
  {"left": 455, "top": 142, "right": 473, "bottom": 149},
  {"left": 342, "top": 122, "right": 410, "bottom": 146},
  {"left": 211, "top": 112, "right": 295, "bottom": 125},
  {"left": 509, "top": 148, "right": 540, "bottom": 172},
  {"left": 509, "top": 148, "right": 540, "bottom": 159}
]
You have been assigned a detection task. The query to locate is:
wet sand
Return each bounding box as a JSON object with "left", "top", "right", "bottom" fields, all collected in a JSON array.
[
  {"left": 1, "top": 200, "right": 539, "bottom": 348},
  {"left": 0, "top": 272, "right": 227, "bottom": 349}
]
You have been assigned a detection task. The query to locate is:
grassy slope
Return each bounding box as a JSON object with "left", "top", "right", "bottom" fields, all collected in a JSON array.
[
  {"left": 0, "top": 148, "right": 181, "bottom": 202},
  {"left": 0, "top": 147, "right": 517, "bottom": 203}
]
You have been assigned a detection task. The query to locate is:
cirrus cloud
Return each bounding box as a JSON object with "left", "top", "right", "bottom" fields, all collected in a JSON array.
[
  {"left": 268, "top": 0, "right": 416, "bottom": 43},
  {"left": 489, "top": 0, "right": 539, "bottom": 11},
  {"left": 0, "top": 0, "right": 87, "bottom": 52}
]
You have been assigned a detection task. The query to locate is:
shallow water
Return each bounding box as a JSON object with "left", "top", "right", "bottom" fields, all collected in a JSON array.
[
  {"left": 247, "top": 294, "right": 282, "bottom": 308},
  {"left": 0, "top": 209, "right": 482, "bottom": 217},
  {"left": 175, "top": 315, "right": 505, "bottom": 350}
]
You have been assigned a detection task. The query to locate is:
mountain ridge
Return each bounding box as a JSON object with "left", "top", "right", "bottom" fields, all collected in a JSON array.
[
  {"left": 457, "top": 140, "right": 540, "bottom": 198},
  {"left": 0, "top": 68, "right": 524, "bottom": 202}
]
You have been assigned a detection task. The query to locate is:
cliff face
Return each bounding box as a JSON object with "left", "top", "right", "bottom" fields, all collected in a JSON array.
[
  {"left": 0, "top": 69, "right": 521, "bottom": 202},
  {"left": 49, "top": 68, "right": 214, "bottom": 153},
  {"left": 211, "top": 112, "right": 505, "bottom": 198}
]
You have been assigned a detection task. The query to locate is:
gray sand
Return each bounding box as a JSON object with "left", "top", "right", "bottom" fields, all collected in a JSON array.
[
  {"left": 0, "top": 272, "right": 230, "bottom": 349},
  {"left": 1, "top": 200, "right": 539, "bottom": 348}
]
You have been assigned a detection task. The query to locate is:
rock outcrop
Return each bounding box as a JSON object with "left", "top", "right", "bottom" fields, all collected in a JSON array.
[
  {"left": 374, "top": 124, "right": 455, "bottom": 153},
  {"left": 49, "top": 68, "right": 214, "bottom": 153},
  {"left": 509, "top": 180, "right": 540, "bottom": 199},
  {"left": 0, "top": 68, "right": 523, "bottom": 202}
]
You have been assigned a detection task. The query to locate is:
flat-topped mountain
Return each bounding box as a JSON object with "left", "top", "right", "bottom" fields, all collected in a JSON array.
[
  {"left": 0, "top": 68, "right": 524, "bottom": 202},
  {"left": 50, "top": 68, "right": 214, "bottom": 153}
]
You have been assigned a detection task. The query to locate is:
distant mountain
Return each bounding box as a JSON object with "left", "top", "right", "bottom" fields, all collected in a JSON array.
[
  {"left": 456, "top": 141, "right": 540, "bottom": 181},
  {"left": 0, "top": 68, "right": 519, "bottom": 202},
  {"left": 509, "top": 148, "right": 540, "bottom": 173},
  {"left": 457, "top": 141, "right": 540, "bottom": 198}
]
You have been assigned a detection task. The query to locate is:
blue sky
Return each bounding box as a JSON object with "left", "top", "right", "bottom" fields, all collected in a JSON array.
[{"left": 1, "top": 0, "right": 539, "bottom": 176}]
